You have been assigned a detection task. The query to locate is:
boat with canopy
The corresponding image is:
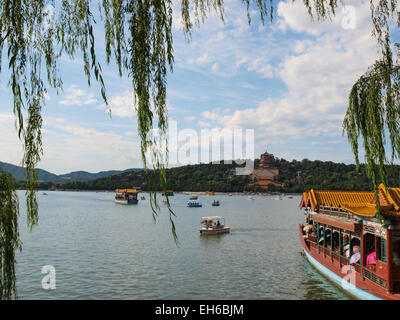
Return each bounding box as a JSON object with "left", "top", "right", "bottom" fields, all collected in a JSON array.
[
  {"left": 114, "top": 189, "right": 139, "bottom": 204},
  {"left": 200, "top": 216, "right": 230, "bottom": 235}
]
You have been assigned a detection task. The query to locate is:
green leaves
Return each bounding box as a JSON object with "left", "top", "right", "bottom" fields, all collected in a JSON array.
[
  {"left": 0, "top": 170, "right": 21, "bottom": 300},
  {"left": 343, "top": 1, "right": 400, "bottom": 218}
]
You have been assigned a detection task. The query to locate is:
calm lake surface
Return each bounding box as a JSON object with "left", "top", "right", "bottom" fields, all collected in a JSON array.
[{"left": 15, "top": 191, "right": 354, "bottom": 299}]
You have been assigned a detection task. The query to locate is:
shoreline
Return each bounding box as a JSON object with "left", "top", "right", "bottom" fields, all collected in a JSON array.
[{"left": 17, "top": 189, "right": 301, "bottom": 196}]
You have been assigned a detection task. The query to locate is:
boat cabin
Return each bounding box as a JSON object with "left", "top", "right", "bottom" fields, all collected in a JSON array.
[{"left": 300, "top": 184, "right": 400, "bottom": 298}]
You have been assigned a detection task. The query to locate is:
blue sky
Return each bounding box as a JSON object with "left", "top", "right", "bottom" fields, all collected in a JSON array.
[{"left": 0, "top": 0, "right": 382, "bottom": 174}]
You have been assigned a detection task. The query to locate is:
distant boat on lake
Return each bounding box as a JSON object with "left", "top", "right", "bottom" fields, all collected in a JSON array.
[
  {"left": 189, "top": 195, "right": 199, "bottom": 200},
  {"left": 187, "top": 200, "right": 202, "bottom": 207},
  {"left": 212, "top": 200, "right": 220, "bottom": 206},
  {"left": 163, "top": 190, "right": 174, "bottom": 196},
  {"left": 200, "top": 216, "right": 230, "bottom": 235},
  {"left": 247, "top": 196, "right": 254, "bottom": 200},
  {"left": 114, "top": 189, "right": 139, "bottom": 205}
]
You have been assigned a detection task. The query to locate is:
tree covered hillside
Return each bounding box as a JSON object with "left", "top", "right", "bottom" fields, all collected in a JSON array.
[
  {"left": 18, "top": 159, "right": 400, "bottom": 193},
  {"left": 273, "top": 158, "right": 400, "bottom": 193}
]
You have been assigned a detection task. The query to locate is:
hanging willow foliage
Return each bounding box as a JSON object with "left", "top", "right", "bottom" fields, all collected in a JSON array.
[
  {"left": 0, "top": 170, "right": 21, "bottom": 300},
  {"left": 343, "top": 1, "right": 400, "bottom": 217}
]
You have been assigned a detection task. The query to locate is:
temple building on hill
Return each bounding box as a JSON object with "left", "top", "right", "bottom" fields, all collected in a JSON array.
[
  {"left": 247, "top": 150, "right": 283, "bottom": 191},
  {"left": 259, "top": 150, "right": 275, "bottom": 169}
]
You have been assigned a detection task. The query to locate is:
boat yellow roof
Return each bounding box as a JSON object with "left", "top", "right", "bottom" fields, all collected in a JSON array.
[
  {"left": 115, "top": 189, "right": 138, "bottom": 193},
  {"left": 300, "top": 184, "right": 400, "bottom": 218}
]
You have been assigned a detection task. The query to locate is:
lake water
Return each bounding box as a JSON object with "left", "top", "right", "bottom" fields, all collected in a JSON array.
[{"left": 14, "top": 191, "right": 354, "bottom": 299}]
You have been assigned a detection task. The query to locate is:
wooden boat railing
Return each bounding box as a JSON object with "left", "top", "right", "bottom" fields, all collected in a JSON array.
[
  {"left": 319, "top": 205, "right": 357, "bottom": 220},
  {"left": 305, "top": 233, "right": 389, "bottom": 290}
]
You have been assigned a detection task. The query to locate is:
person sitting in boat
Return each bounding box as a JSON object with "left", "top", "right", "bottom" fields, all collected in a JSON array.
[
  {"left": 366, "top": 251, "right": 376, "bottom": 266},
  {"left": 347, "top": 245, "right": 360, "bottom": 264},
  {"left": 350, "top": 250, "right": 361, "bottom": 265},
  {"left": 217, "top": 221, "right": 221, "bottom": 229}
]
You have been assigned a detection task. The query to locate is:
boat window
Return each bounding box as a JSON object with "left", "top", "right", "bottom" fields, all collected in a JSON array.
[
  {"left": 332, "top": 231, "right": 339, "bottom": 252},
  {"left": 348, "top": 237, "right": 361, "bottom": 265},
  {"left": 340, "top": 232, "right": 350, "bottom": 257},
  {"left": 376, "top": 237, "right": 387, "bottom": 264},
  {"left": 392, "top": 231, "right": 400, "bottom": 266}
]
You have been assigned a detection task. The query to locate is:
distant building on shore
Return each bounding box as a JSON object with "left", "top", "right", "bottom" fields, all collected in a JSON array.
[{"left": 247, "top": 150, "right": 283, "bottom": 191}]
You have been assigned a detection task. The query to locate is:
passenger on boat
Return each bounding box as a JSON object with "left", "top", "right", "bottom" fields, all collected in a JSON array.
[
  {"left": 217, "top": 221, "right": 221, "bottom": 229},
  {"left": 350, "top": 251, "right": 361, "bottom": 264},
  {"left": 347, "top": 245, "right": 360, "bottom": 264},
  {"left": 366, "top": 251, "right": 377, "bottom": 265}
]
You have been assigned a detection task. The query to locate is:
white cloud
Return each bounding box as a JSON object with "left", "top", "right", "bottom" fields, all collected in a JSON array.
[
  {"left": 247, "top": 57, "right": 273, "bottom": 78},
  {"left": 41, "top": 121, "right": 142, "bottom": 173},
  {"left": 197, "top": 0, "right": 378, "bottom": 151},
  {"left": 184, "top": 116, "right": 195, "bottom": 122},
  {"left": 59, "top": 85, "right": 97, "bottom": 106},
  {"left": 108, "top": 90, "right": 136, "bottom": 118},
  {"left": 0, "top": 113, "right": 24, "bottom": 165}
]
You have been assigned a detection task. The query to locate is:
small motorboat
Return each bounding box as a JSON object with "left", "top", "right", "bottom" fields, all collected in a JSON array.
[
  {"left": 42, "top": 192, "right": 48, "bottom": 195},
  {"left": 189, "top": 195, "right": 199, "bottom": 200},
  {"left": 187, "top": 200, "right": 202, "bottom": 207},
  {"left": 200, "top": 216, "right": 230, "bottom": 235},
  {"left": 212, "top": 200, "right": 220, "bottom": 206},
  {"left": 275, "top": 195, "right": 282, "bottom": 200},
  {"left": 247, "top": 196, "right": 254, "bottom": 200}
]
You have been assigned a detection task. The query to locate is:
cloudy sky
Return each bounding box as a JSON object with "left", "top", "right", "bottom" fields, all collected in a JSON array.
[{"left": 0, "top": 0, "right": 382, "bottom": 174}]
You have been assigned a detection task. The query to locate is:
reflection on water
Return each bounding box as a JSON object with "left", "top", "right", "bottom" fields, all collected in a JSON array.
[{"left": 14, "top": 191, "right": 354, "bottom": 299}]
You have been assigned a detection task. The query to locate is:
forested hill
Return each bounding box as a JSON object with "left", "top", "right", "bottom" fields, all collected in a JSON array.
[
  {"left": 0, "top": 160, "right": 141, "bottom": 182},
  {"left": 272, "top": 158, "right": 400, "bottom": 193},
  {"left": 32, "top": 162, "right": 250, "bottom": 192},
  {"left": 0, "top": 161, "right": 64, "bottom": 182},
  {"left": 24, "top": 158, "right": 400, "bottom": 193}
]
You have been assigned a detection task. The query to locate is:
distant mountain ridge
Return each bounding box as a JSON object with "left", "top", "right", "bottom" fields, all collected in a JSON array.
[{"left": 0, "top": 161, "right": 141, "bottom": 182}]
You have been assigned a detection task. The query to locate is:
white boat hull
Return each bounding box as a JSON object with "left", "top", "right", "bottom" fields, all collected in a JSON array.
[{"left": 200, "top": 227, "right": 230, "bottom": 235}]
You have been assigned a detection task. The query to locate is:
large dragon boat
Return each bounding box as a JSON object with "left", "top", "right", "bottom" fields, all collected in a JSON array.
[{"left": 299, "top": 184, "right": 400, "bottom": 299}]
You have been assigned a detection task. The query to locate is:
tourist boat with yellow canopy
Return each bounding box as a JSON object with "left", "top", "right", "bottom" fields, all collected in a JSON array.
[
  {"left": 299, "top": 184, "right": 400, "bottom": 299},
  {"left": 114, "top": 189, "right": 139, "bottom": 204}
]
